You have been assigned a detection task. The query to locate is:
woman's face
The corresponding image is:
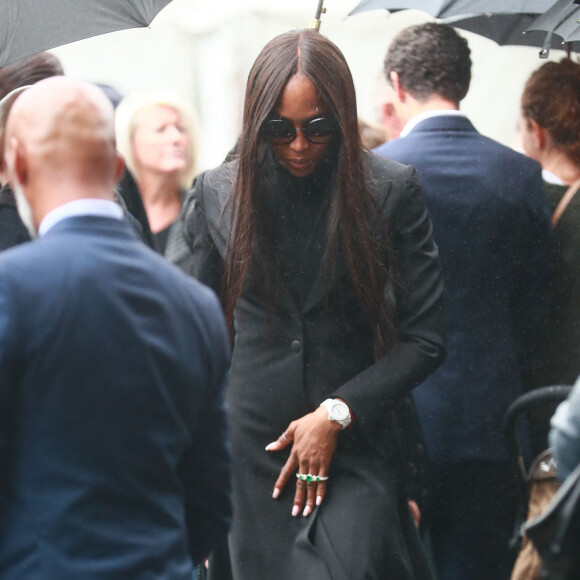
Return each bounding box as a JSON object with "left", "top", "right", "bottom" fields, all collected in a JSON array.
[
  {"left": 132, "top": 105, "right": 190, "bottom": 177},
  {"left": 272, "top": 74, "right": 331, "bottom": 178}
]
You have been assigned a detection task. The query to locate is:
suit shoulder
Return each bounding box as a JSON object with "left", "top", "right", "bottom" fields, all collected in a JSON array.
[
  {"left": 195, "top": 160, "right": 237, "bottom": 202},
  {"left": 184, "top": 160, "right": 237, "bottom": 238},
  {"left": 0, "top": 238, "right": 49, "bottom": 277},
  {"left": 372, "top": 136, "right": 416, "bottom": 162},
  {"left": 476, "top": 137, "right": 545, "bottom": 195},
  {"left": 362, "top": 150, "right": 418, "bottom": 202},
  {"left": 363, "top": 150, "right": 415, "bottom": 181},
  {"left": 184, "top": 275, "right": 222, "bottom": 314}
]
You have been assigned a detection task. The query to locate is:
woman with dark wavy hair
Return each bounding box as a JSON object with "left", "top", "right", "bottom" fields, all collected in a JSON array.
[{"left": 183, "top": 29, "right": 444, "bottom": 580}]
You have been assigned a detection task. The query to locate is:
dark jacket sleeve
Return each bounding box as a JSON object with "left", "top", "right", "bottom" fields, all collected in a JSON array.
[
  {"left": 182, "top": 177, "right": 225, "bottom": 301},
  {"left": 332, "top": 163, "right": 446, "bottom": 440},
  {"left": 181, "top": 288, "right": 232, "bottom": 563}
]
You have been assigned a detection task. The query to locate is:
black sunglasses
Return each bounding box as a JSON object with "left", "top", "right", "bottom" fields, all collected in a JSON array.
[{"left": 260, "top": 117, "right": 339, "bottom": 145}]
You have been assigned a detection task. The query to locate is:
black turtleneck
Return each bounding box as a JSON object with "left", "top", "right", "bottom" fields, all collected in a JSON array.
[{"left": 261, "top": 150, "right": 335, "bottom": 309}]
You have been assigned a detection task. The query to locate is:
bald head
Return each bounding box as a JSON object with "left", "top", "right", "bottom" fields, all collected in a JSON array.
[{"left": 5, "top": 77, "right": 123, "bottom": 226}]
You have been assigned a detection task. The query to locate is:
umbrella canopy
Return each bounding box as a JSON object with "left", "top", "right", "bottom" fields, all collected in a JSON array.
[
  {"left": 348, "top": 0, "right": 579, "bottom": 56},
  {"left": 444, "top": 13, "right": 547, "bottom": 45},
  {"left": 0, "top": 0, "right": 175, "bottom": 68},
  {"left": 445, "top": 11, "right": 580, "bottom": 54},
  {"left": 526, "top": 0, "right": 580, "bottom": 43},
  {"left": 348, "top": 0, "right": 558, "bottom": 18}
]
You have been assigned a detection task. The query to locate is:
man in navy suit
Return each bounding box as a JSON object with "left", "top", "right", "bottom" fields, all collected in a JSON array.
[
  {"left": 374, "top": 23, "right": 552, "bottom": 580},
  {"left": 0, "top": 77, "right": 232, "bottom": 579}
]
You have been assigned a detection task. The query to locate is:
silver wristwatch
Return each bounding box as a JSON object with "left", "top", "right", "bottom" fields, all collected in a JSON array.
[{"left": 320, "top": 398, "right": 352, "bottom": 429}]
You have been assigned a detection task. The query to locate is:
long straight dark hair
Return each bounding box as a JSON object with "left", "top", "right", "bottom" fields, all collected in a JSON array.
[{"left": 224, "top": 30, "right": 398, "bottom": 355}]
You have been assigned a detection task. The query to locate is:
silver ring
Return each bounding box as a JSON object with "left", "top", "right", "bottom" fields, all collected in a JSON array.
[
  {"left": 281, "top": 432, "right": 289, "bottom": 442},
  {"left": 296, "top": 473, "right": 329, "bottom": 482}
]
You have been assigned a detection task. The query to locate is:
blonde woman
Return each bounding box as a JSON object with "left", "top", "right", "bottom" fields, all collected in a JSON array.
[{"left": 116, "top": 91, "right": 198, "bottom": 273}]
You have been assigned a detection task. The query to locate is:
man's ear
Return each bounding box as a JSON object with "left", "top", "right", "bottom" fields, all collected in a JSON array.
[
  {"left": 389, "top": 71, "right": 406, "bottom": 103},
  {"left": 8, "top": 137, "right": 28, "bottom": 186},
  {"left": 382, "top": 101, "right": 396, "bottom": 122},
  {"left": 114, "top": 152, "right": 125, "bottom": 184}
]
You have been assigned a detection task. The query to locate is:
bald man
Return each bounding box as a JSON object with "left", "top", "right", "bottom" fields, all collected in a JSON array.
[{"left": 0, "top": 78, "right": 232, "bottom": 579}]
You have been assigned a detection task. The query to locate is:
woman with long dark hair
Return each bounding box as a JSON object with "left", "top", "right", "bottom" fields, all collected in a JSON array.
[{"left": 183, "top": 30, "right": 445, "bottom": 580}]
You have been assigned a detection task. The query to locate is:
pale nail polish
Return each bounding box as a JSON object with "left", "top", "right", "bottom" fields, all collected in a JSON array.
[
  {"left": 292, "top": 505, "right": 299, "bottom": 517},
  {"left": 265, "top": 442, "right": 275, "bottom": 451},
  {"left": 303, "top": 505, "right": 311, "bottom": 517},
  {"left": 316, "top": 495, "right": 322, "bottom": 506},
  {"left": 272, "top": 488, "right": 280, "bottom": 499}
]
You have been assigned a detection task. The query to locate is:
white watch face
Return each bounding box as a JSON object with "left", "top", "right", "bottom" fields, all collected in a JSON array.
[{"left": 331, "top": 401, "right": 349, "bottom": 421}]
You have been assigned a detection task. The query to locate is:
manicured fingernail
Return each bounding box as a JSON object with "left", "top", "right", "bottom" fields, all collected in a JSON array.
[
  {"left": 292, "top": 505, "right": 299, "bottom": 517},
  {"left": 316, "top": 495, "right": 322, "bottom": 506},
  {"left": 272, "top": 488, "right": 280, "bottom": 499},
  {"left": 303, "top": 505, "right": 311, "bottom": 517},
  {"left": 265, "top": 442, "right": 275, "bottom": 451}
]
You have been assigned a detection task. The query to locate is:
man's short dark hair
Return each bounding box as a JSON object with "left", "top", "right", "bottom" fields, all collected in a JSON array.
[
  {"left": 0, "top": 52, "right": 64, "bottom": 101},
  {"left": 384, "top": 22, "right": 471, "bottom": 104}
]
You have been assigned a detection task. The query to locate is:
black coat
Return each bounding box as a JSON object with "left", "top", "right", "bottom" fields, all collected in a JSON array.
[
  {"left": 182, "top": 151, "right": 445, "bottom": 580},
  {"left": 0, "top": 184, "right": 30, "bottom": 251},
  {"left": 533, "top": 181, "right": 580, "bottom": 387}
]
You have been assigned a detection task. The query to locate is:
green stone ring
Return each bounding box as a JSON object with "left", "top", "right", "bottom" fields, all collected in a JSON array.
[{"left": 296, "top": 473, "right": 329, "bottom": 482}]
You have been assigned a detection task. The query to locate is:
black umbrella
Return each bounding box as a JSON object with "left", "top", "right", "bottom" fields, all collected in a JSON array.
[
  {"left": 526, "top": 0, "right": 580, "bottom": 49},
  {"left": 0, "top": 0, "right": 175, "bottom": 68},
  {"left": 348, "top": 0, "right": 558, "bottom": 19},
  {"left": 347, "top": 0, "right": 577, "bottom": 56},
  {"left": 444, "top": 13, "right": 550, "bottom": 46},
  {"left": 445, "top": 12, "right": 580, "bottom": 55}
]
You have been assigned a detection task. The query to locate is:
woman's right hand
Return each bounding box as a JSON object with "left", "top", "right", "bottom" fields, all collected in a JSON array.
[{"left": 265, "top": 405, "right": 341, "bottom": 517}]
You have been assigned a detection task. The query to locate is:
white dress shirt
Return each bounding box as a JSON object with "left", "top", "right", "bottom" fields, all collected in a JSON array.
[
  {"left": 39, "top": 199, "right": 123, "bottom": 237},
  {"left": 542, "top": 169, "right": 564, "bottom": 186},
  {"left": 400, "top": 109, "right": 467, "bottom": 138}
]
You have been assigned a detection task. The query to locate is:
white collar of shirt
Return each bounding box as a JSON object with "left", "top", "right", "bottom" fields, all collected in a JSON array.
[
  {"left": 542, "top": 169, "right": 565, "bottom": 186},
  {"left": 39, "top": 199, "right": 123, "bottom": 237},
  {"left": 400, "top": 109, "right": 467, "bottom": 138}
]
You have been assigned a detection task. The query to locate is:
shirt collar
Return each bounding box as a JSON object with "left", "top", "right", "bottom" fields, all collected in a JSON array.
[
  {"left": 39, "top": 199, "right": 123, "bottom": 237},
  {"left": 542, "top": 169, "right": 565, "bottom": 186},
  {"left": 400, "top": 109, "right": 467, "bottom": 138}
]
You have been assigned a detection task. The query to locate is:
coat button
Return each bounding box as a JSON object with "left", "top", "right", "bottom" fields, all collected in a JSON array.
[{"left": 290, "top": 340, "right": 301, "bottom": 353}]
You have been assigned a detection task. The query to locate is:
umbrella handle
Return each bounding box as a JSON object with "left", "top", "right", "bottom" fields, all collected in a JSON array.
[{"left": 310, "top": 0, "right": 326, "bottom": 31}]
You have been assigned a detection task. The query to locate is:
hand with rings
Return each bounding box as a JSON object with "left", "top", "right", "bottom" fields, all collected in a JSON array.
[{"left": 265, "top": 405, "right": 341, "bottom": 517}]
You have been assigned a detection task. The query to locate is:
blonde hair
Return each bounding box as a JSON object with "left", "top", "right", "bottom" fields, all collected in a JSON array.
[{"left": 115, "top": 91, "right": 198, "bottom": 189}]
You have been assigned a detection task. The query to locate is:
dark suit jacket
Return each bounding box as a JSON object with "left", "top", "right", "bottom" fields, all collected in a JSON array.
[
  {"left": 182, "top": 152, "right": 445, "bottom": 580},
  {"left": 0, "top": 215, "right": 232, "bottom": 579},
  {"left": 374, "top": 115, "right": 552, "bottom": 463}
]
